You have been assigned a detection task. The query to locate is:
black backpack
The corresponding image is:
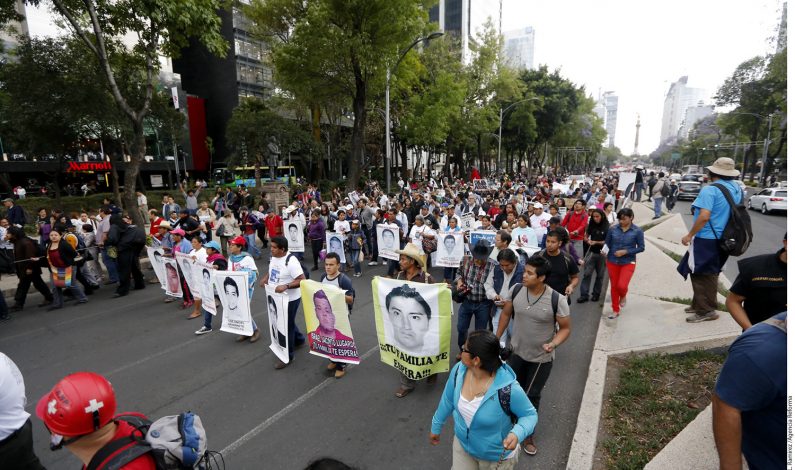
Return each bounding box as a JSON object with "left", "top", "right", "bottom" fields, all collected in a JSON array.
[
  {"left": 708, "top": 183, "right": 753, "bottom": 256},
  {"left": 660, "top": 180, "right": 671, "bottom": 197}
]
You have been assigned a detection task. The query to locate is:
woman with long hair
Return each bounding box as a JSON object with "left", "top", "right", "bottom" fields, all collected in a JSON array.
[
  {"left": 577, "top": 209, "right": 609, "bottom": 303},
  {"left": 430, "top": 330, "right": 537, "bottom": 469},
  {"left": 604, "top": 208, "right": 645, "bottom": 319},
  {"left": 42, "top": 229, "right": 87, "bottom": 310}
]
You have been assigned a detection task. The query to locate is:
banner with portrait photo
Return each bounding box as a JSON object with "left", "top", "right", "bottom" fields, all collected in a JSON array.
[
  {"left": 372, "top": 277, "right": 452, "bottom": 379},
  {"left": 434, "top": 232, "right": 465, "bottom": 268},
  {"left": 469, "top": 230, "right": 496, "bottom": 249},
  {"left": 348, "top": 191, "right": 360, "bottom": 204},
  {"left": 326, "top": 232, "right": 347, "bottom": 263},
  {"left": 147, "top": 247, "right": 167, "bottom": 290},
  {"left": 300, "top": 279, "right": 360, "bottom": 364},
  {"left": 459, "top": 212, "right": 476, "bottom": 232},
  {"left": 175, "top": 252, "right": 197, "bottom": 296},
  {"left": 264, "top": 284, "right": 290, "bottom": 364},
  {"left": 213, "top": 270, "right": 254, "bottom": 337},
  {"left": 472, "top": 179, "right": 488, "bottom": 191},
  {"left": 192, "top": 261, "right": 217, "bottom": 315},
  {"left": 376, "top": 224, "right": 399, "bottom": 261},
  {"left": 162, "top": 258, "right": 182, "bottom": 298},
  {"left": 284, "top": 220, "right": 305, "bottom": 253}
]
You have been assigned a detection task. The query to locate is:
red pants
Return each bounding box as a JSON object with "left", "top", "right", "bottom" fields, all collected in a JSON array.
[{"left": 606, "top": 261, "right": 636, "bottom": 313}]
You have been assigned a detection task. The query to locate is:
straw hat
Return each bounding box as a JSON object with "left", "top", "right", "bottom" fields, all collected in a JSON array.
[
  {"left": 706, "top": 157, "right": 740, "bottom": 177},
  {"left": 396, "top": 243, "right": 427, "bottom": 270}
]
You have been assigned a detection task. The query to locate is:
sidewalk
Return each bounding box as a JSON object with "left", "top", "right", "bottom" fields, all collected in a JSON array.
[{"left": 567, "top": 212, "right": 742, "bottom": 469}]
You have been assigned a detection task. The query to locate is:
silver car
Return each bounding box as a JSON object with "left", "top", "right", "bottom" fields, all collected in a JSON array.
[{"left": 748, "top": 188, "right": 787, "bottom": 214}]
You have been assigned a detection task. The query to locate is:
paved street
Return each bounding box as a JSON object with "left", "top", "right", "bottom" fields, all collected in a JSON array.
[{"left": 2, "top": 255, "right": 603, "bottom": 470}]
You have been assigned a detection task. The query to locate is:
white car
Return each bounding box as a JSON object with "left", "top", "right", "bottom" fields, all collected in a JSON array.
[{"left": 748, "top": 187, "right": 787, "bottom": 214}]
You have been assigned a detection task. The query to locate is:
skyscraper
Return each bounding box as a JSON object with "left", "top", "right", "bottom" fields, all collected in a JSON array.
[
  {"left": 429, "top": 0, "right": 502, "bottom": 63},
  {"left": 659, "top": 76, "right": 707, "bottom": 145},
  {"left": 0, "top": 0, "right": 28, "bottom": 53},
  {"left": 594, "top": 91, "right": 619, "bottom": 148},
  {"left": 502, "top": 26, "right": 534, "bottom": 70},
  {"left": 678, "top": 101, "right": 715, "bottom": 141}
]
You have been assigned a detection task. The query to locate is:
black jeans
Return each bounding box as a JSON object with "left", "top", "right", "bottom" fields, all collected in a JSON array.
[
  {"left": 116, "top": 249, "right": 145, "bottom": 296},
  {"left": 0, "top": 419, "right": 45, "bottom": 470},
  {"left": 14, "top": 272, "right": 53, "bottom": 307},
  {"left": 508, "top": 356, "right": 554, "bottom": 413},
  {"left": 310, "top": 239, "right": 324, "bottom": 268}
]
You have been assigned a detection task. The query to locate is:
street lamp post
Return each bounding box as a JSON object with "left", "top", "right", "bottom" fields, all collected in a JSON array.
[
  {"left": 385, "top": 31, "right": 443, "bottom": 194},
  {"left": 497, "top": 97, "right": 540, "bottom": 175}
]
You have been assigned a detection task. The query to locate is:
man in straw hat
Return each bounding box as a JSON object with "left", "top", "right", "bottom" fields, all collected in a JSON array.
[
  {"left": 453, "top": 240, "right": 493, "bottom": 360},
  {"left": 678, "top": 157, "right": 745, "bottom": 323},
  {"left": 392, "top": 243, "right": 436, "bottom": 398}
]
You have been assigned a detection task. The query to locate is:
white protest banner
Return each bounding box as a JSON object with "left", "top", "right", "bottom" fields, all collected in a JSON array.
[
  {"left": 472, "top": 179, "right": 488, "bottom": 191},
  {"left": 301, "top": 280, "right": 360, "bottom": 364},
  {"left": 193, "top": 261, "right": 216, "bottom": 315},
  {"left": 618, "top": 172, "right": 636, "bottom": 194},
  {"left": 348, "top": 191, "right": 360, "bottom": 204},
  {"left": 214, "top": 270, "right": 253, "bottom": 336},
  {"left": 326, "top": 232, "right": 347, "bottom": 263},
  {"left": 146, "top": 247, "right": 166, "bottom": 290},
  {"left": 469, "top": 230, "right": 496, "bottom": 249},
  {"left": 175, "top": 252, "right": 198, "bottom": 296},
  {"left": 376, "top": 224, "right": 399, "bottom": 261},
  {"left": 459, "top": 212, "right": 476, "bottom": 232},
  {"left": 265, "top": 284, "right": 290, "bottom": 363},
  {"left": 284, "top": 220, "right": 305, "bottom": 253},
  {"left": 162, "top": 258, "right": 182, "bottom": 298},
  {"left": 434, "top": 232, "right": 465, "bottom": 268}
]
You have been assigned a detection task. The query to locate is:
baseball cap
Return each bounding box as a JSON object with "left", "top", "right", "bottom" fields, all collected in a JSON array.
[
  {"left": 203, "top": 240, "right": 222, "bottom": 251},
  {"left": 170, "top": 228, "right": 186, "bottom": 236},
  {"left": 532, "top": 202, "right": 544, "bottom": 209},
  {"left": 229, "top": 236, "right": 247, "bottom": 246}
]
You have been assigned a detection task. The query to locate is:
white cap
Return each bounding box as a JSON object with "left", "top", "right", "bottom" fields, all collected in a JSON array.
[{"left": 533, "top": 202, "right": 544, "bottom": 209}]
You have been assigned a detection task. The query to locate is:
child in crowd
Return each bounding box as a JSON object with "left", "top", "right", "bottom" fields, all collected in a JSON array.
[{"left": 347, "top": 220, "right": 365, "bottom": 277}]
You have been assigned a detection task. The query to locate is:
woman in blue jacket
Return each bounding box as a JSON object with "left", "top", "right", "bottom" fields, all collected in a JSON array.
[
  {"left": 430, "top": 330, "right": 537, "bottom": 468},
  {"left": 604, "top": 207, "right": 645, "bottom": 319}
]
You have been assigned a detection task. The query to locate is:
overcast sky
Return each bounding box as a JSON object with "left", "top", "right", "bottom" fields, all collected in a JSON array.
[
  {"left": 25, "top": 1, "right": 784, "bottom": 155},
  {"left": 501, "top": 0, "right": 784, "bottom": 155}
]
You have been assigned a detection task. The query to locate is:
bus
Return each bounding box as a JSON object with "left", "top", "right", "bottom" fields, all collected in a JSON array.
[{"left": 213, "top": 166, "right": 296, "bottom": 188}]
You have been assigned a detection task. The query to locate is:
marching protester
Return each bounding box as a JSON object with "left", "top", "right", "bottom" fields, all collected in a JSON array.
[
  {"left": 577, "top": 208, "right": 609, "bottom": 303},
  {"left": 195, "top": 240, "right": 228, "bottom": 335},
  {"left": 96, "top": 206, "right": 120, "bottom": 286},
  {"left": 105, "top": 214, "right": 146, "bottom": 298},
  {"left": 678, "top": 157, "right": 744, "bottom": 323},
  {"left": 6, "top": 226, "right": 54, "bottom": 312},
  {"left": 40, "top": 228, "right": 88, "bottom": 311},
  {"left": 2, "top": 197, "right": 25, "bottom": 227},
  {"left": 229, "top": 236, "right": 261, "bottom": 343},
  {"left": 430, "top": 330, "right": 537, "bottom": 469},
  {"left": 216, "top": 209, "right": 239, "bottom": 257},
  {"left": 307, "top": 209, "right": 326, "bottom": 271},
  {"left": 604, "top": 208, "right": 645, "bottom": 319},
  {"left": 484, "top": 248, "right": 524, "bottom": 344},
  {"left": 259, "top": 236, "right": 306, "bottom": 367},
  {"left": 560, "top": 199, "right": 588, "bottom": 259},
  {"left": 496, "top": 254, "right": 571, "bottom": 457},
  {"left": 453, "top": 240, "right": 493, "bottom": 360},
  {"left": 319, "top": 252, "right": 355, "bottom": 378},
  {"left": 186, "top": 236, "right": 208, "bottom": 319},
  {"left": 538, "top": 227, "right": 579, "bottom": 304}
]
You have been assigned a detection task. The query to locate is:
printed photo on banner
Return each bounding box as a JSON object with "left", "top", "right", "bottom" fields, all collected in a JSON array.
[
  {"left": 377, "top": 224, "right": 399, "bottom": 261},
  {"left": 147, "top": 247, "right": 166, "bottom": 290},
  {"left": 175, "top": 252, "right": 197, "bottom": 296},
  {"left": 193, "top": 261, "right": 216, "bottom": 315},
  {"left": 163, "top": 258, "right": 182, "bottom": 297},
  {"left": 372, "top": 277, "right": 452, "bottom": 379},
  {"left": 511, "top": 226, "right": 537, "bottom": 249},
  {"left": 459, "top": 212, "right": 476, "bottom": 232},
  {"left": 434, "top": 232, "right": 465, "bottom": 268},
  {"left": 348, "top": 191, "right": 360, "bottom": 204},
  {"left": 472, "top": 179, "right": 488, "bottom": 191},
  {"left": 265, "top": 284, "right": 290, "bottom": 364},
  {"left": 213, "top": 270, "right": 254, "bottom": 337},
  {"left": 469, "top": 230, "right": 496, "bottom": 249},
  {"left": 300, "top": 280, "right": 360, "bottom": 364},
  {"left": 326, "top": 232, "right": 347, "bottom": 263},
  {"left": 284, "top": 221, "right": 305, "bottom": 253}
]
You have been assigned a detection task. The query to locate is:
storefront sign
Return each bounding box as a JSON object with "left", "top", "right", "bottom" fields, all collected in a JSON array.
[{"left": 67, "top": 161, "right": 112, "bottom": 172}]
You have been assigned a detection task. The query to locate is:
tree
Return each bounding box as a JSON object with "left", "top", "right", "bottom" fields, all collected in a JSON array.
[
  {"left": 1, "top": 0, "right": 228, "bottom": 226},
  {"left": 247, "top": 0, "right": 432, "bottom": 189}
]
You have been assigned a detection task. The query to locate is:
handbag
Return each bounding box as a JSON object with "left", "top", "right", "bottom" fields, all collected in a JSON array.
[
  {"left": 215, "top": 224, "right": 224, "bottom": 237},
  {"left": 51, "top": 266, "right": 72, "bottom": 288},
  {"left": 422, "top": 235, "right": 437, "bottom": 254},
  {"left": 451, "top": 285, "right": 470, "bottom": 303}
]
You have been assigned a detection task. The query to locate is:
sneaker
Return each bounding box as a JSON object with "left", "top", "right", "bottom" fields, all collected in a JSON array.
[
  {"left": 354, "top": 273, "right": 362, "bottom": 277},
  {"left": 684, "top": 306, "right": 698, "bottom": 313},
  {"left": 334, "top": 369, "right": 346, "bottom": 379},
  {"left": 164, "top": 297, "right": 176, "bottom": 303},
  {"left": 607, "top": 312, "right": 620, "bottom": 320},
  {"left": 591, "top": 294, "right": 600, "bottom": 302},
  {"left": 686, "top": 311, "right": 719, "bottom": 323},
  {"left": 576, "top": 296, "right": 588, "bottom": 303},
  {"left": 382, "top": 261, "right": 387, "bottom": 266},
  {"left": 368, "top": 261, "right": 378, "bottom": 266},
  {"left": 195, "top": 326, "right": 212, "bottom": 335}
]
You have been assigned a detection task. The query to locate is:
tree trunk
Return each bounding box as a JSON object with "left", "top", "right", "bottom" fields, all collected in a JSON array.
[
  {"left": 312, "top": 104, "right": 323, "bottom": 180},
  {"left": 124, "top": 121, "right": 146, "bottom": 228},
  {"left": 347, "top": 74, "right": 367, "bottom": 190},
  {"left": 254, "top": 156, "right": 262, "bottom": 190},
  {"left": 109, "top": 152, "right": 122, "bottom": 208},
  {"left": 400, "top": 139, "right": 408, "bottom": 179}
]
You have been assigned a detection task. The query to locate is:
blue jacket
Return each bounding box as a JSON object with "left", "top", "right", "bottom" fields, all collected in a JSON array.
[
  {"left": 493, "top": 261, "right": 524, "bottom": 294},
  {"left": 431, "top": 362, "right": 537, "bottom": 462},
  {"left": 605, "top": 223, "right": 645, "bottom": 265}
]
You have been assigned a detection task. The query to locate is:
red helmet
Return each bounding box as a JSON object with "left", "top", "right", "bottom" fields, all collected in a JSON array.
[
  {"left": 229, "top": 236, "right": 247, "bottom": 247},
  {"left": 36, "top": 372, "right": 117, "bottom": 437}
]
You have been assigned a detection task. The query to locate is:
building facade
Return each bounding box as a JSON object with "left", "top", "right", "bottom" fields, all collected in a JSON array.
[
  {"left": 659, "top": 76, "right": 708, "bottom": 145},
  {"left": 429, "top": 0, "right": 502, "bottom": 63},
  {"left": 502, "top": 26, "right": 534, "bottom": 70},
  {"left": 594, "top": 91, "right": 619, "bottom": 148},
  {"left": 678, "top": 101, "right": 715, "bottom": 141}
]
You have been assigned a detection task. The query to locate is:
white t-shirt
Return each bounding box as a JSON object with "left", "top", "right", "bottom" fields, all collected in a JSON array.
[
  {"left": 458, "top": 394, "right": 484, "bottom": 428},
  {"left": 408, "top": 224, "right": 430, "bottom": 250},
  {"left": 0, "top": 353, "right": 30, "bottom": 440},
  {"left": 267, "top": 254, "right": 304, "bottom": 301},
  {"left": 334, "top": 220, "right": 351, "bottom": 234},
  {"left": 529, "top": 212, "right": 552, "bottom": 243},
  {"left": 189, "top": 248, "right": 207, "bottom": 263}
]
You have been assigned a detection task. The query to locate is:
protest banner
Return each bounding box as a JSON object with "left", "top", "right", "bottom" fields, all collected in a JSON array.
[
  {"left": 434, "top": 232, "right": 465, "bottom": 268},
  {"left": 284, "top": 220, "right": 305, "bottom": 253},
  {"left": 376, "top": 224, "right": 400, "bottom": 261},
  {"left": 326, "top": 232, "right": 347, "bottom": 263},
  {"left": 300, "top": 279, "right": 360, "bottom": 364},
  {"left": 372, "top": 277, "right": 452, "bottom": 379},
  {"left": 193, "top": 261, "right": 216, "bottom": 315},
  {"left": 511, "top": 226, "right": 538, "bottom": 249},
  {"left": 264, "top": 284, "right": 290, "bottom": 363},
  {"left": 146, "top": 247, "right": 166, "bottom": 290},
  {"left": 469, "top": 230, "right": 496, "bottom": 249},
  {"left": 459, "top": 212, "right": 476, "bottom": 232},
  {"left": 618, "top": 172, "right": 636, "bottom": 194},
  {"left": 162, "top": 258, "right": 182, "bottom": 298},
  {"left": 472, "top": 179, "right": 488, "bottom": 191},
  {"left": 175, "top": 252, "right": 197, "bottom": 296},
  {"left": 214, "top": 270, "right": 254, "bottom": 337},
  {"left": 348, "top": 191, "right": 360, "bottom": 204}
]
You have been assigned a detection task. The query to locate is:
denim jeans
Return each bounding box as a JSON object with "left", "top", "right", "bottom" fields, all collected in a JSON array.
[
  {"left": 653, "top": 196, "right": 664, "bottom": 217},
  {"left": 51, "top": 279, "right": 87, "bottom": 308},
  {"left": 348, "top": 249, "right": 361, "bottom": 274},
  {"left": 100, "top": 247, "right": 119, "bottom": 283},
  {"left": 456, "top": 300, "right": 491, "bottom": 350},
  {"left": 202, "top": 307, "right": 214, "bottom": 330},
  {"left": 244, "top": 233, "right": 261, "bottom": 258},
  {"left": 287, "top": 298, "right": 305, "bottom": 361},
  {"left": 491, "top": 307, "right": 513, "bottom": 344}
]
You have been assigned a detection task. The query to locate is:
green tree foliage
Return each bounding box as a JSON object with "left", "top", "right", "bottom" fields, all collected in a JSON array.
[{"left": 247, "top": 0, "right": 432, "bottom": 189}]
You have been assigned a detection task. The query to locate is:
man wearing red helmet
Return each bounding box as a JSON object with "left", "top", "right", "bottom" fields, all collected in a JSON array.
[
  {"left": 0, "top": 353, "right": 45, "bottom": 469},
  {"left": 35, "top": 371, "right": 156, "bottom": 469}
]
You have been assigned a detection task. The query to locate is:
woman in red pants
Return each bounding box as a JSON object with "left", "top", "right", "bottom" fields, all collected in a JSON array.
[{"left": 604, "top": 208, "right": 645, "bottom": 319}]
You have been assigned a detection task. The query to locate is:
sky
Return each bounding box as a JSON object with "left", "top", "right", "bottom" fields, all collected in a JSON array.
[
  {"left": 24, "top": 1, "right": 784, "bottom": 156},
  {"left": 500, "top": 0, "right": 784, "bottom": 155}
]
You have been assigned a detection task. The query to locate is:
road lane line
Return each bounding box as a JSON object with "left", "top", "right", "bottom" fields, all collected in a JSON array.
[{"left": 220, "top": 344, "right": 380, "bottom": 456}]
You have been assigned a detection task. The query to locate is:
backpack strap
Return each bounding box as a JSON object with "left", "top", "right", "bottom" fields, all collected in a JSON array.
[
  {"left": 497, "top": 385, "right": 518, "bottom": 424},
  {"left": 86, "top": 428, "right": 151, "bottom": 470},
  {"left": 707, "top": 183, "right": 739, "bottom": 238},
  {"left": 551, "top": 290, "right": 559, "bottom": 317}
]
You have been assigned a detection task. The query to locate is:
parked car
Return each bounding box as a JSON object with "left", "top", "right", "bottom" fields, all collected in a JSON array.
[{"left": 748, "top": 188, "right": 787, "bottom": 214}]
